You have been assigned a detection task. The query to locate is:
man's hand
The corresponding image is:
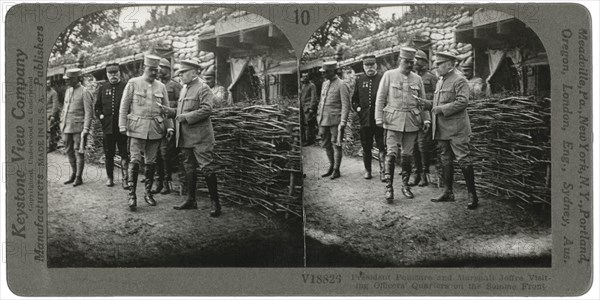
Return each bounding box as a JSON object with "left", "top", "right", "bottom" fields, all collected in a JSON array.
[
  {"left": 431, "top": 106, "right": 442, "bottom": 115},
  {"left": 335, "top": 124, "right": 346, "bottom": 147},
  {"left": 166, "top": 129, "right": 174, "bottom": 140},
  {"left": 119, "top": 126, "right": 127, "bottom": 133},
  {"left": 423, "top": 121, "right": 431, "bottom": 133},
  {"left": 356, "top": 107, "right": 362, "bottom": 112},
  {"left": 156, "top": 101, "right": 169, "bottom": 114},
  {"left": 175, "top": 114, "right": 187, "bottom": 123},
  {"left": 376, "top": 120, "right": 383, "bottom": 128}
]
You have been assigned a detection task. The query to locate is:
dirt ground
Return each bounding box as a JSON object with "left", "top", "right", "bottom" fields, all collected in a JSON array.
[
  {"left": 47, "top": 152, "right": 303, "bottom": 267},
  {"left": 303, "top": 145, "right": 552, "bottom": 267}
]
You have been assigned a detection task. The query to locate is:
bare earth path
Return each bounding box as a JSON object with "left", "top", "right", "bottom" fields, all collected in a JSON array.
[
  {"left": 47, "top": 152, "right": 303, "bottom": 267},
  {"left": 303, "top": 145, "right": 551, "bottom": 267}
]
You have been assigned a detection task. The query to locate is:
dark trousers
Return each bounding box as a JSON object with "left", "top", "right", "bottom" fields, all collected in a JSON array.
[
  {"left": 103, "top": 133, "right": 129, "bottom": 162},
  {"left": 156, "top": 136, "right": 177, "bottom": 181},
  {"left": 360, "top": 125, "right": 386, "bottom": 154},
  {"left": 413, "top": 129, "right": 433, "bottom": 173}
]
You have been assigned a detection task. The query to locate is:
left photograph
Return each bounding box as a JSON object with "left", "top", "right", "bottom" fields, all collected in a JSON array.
[{"left": 46, "top": 5, "right": 303, "bottom": 267}]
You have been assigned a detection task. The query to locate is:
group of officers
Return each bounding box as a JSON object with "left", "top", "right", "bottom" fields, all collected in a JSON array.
[
  {"left": 301, "top": 47, "right": 483, "bottom": 209},
  {"left": 46, "top": 54, "right": 228, "bottom": 216}
]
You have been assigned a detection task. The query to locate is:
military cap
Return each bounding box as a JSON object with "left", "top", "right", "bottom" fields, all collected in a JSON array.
[
  {"left": 106, "top": 62, "right": 120, "bottom": 73},
  {"left": 399, "top": 47, "right": 417, "bottom": 60},
  {"left": 143, "top": 54, "right": 161, "bottom": 68},
  {"left": 461, "top": 57, "right": 474, "bottom": 69},
  {"left": 176, "top": 59, "right": 202, "bottom": 75},
  {"left": 300, "top": 72, "right": 309, "bottom": 79},
  {"left": 361, "top": 54, "right": 377, "bottom": 65},
  {"left": 319, "top": 61, "right": 338, "bottom": 72},
  {"left": 203, "top": 65, "right": 216, "bottom": 77},
  {"left": 415, "top": 50, "right": 428, "bottom": 61},
  {"left": 435, "top": 51, "right": 458, "bottom": 63},
  {"left": 46, "top": 79, "right": 51, "bottom": 85},
  {"left": 159, "top": 58, "right": 171, "bottom": 68},
  {"left": 64, "top": 68, "right": 82, "bottom": 78}
]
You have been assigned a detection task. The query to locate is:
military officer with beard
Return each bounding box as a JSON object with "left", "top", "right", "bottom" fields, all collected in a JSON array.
[
  {"left": 95, "top": 62, "right": 129, "bottom": 189},
  {"left": 119, "top": 54, "right": 174, "bottom": 211},
  {"left": 351, "top": 55, "right": 386, "bottom": 181}
]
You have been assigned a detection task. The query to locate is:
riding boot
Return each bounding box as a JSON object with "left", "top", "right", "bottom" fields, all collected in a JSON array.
[
  {"left": 418, "top": 171, "right": 430, "bottom": 187},
  {"left": 160, "top": 180, "right": 172, "bottom": 194},
  {"left": 362, "top": 150, "right": 372, "bottom": 179},
  {"left": 378, "top": 151, "right": 386, "bottom": 182},
  {"left": 64, "top": 160, "right": 77, "bottom": 184},
  {"left": 205, "top": 173, "right": 221, "bottom": 217},
  {"left": 73, "top": 153, "right": 84, "bottom": 187},
  {"left": 151, "top": 178, "right": 163, "bottom": 194},
  {"left": 401, "top": 155, "right": 414, "bottom": 198},
  {"left": 330, "top": 145, "right": 342, "bottom": 179},
  {"left": 384, "top": 155, "right": 395, "bottom": 203},
  {"left": 127, "top": 162, "right": 139, "bottom": 210},
  {"left": 462, "top": 165, "right": 479, "bottom": 209},
  {"left": 174, "top": 171, "right": 198, "bottom": 210},
  {"left": 321, "top": 147, "right": 334, "bottom": 177},
  {"left": 409, "top": 149, "right": 422, "bottom": 186},
  {"left": 160, "top": 156, "right": 172, "bottom": 194},
  {"left": 105, "top": 156, "right": 115, "bottom": 187},
  {"left": 121, "top": 160, "right": 130, "bottom": 190},
  {"left": 431, "top": 163, "right": 455, "bottom": 202},
  {"left": 143, "top": 164, "right": 157, "bottom": 206}
]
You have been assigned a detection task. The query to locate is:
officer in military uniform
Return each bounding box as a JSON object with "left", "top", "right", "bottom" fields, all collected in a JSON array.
[
  {"left": 425, "top": 52, "right": 479, "bottom": 209},
  {"left": 60, "top": 68, "right": 94, "bottom": 187},
  {"left": 95, "top": 62, "right": 129, "bottom": 189},
  {"left": 317, "top": 61, "right": 351, "bottom": 180},
  {"left": 375, "top": 47, "right": 429, "bottom": 202},
  {"left": 119, "top": 55, "right": 174, "bottom": 210},
  {"left": 351, "top": 54, "right": 386, "bottom": 181},
  {"left": 157, "top": 60, "right": 221, "bottom": 217},
  {"left": 300, "top": 72, "right": 318, "bottom": 146},
  {"left": 47, "top": 80, "right": 60, "bottom": 152},
  {"left": 202, "top": 65, "right": 230, "bottom": 108},
  {"left": 409, "top": 50, "right": 438, "bottom": 187},
  {"left": 460, "top": 57, "right": 487, "bottom": 100},
  {"left": 150, "top": 58, "right": 183, "bottom": 195}
]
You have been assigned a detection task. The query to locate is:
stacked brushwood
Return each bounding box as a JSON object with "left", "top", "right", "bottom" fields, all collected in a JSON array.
[
  {"left": 195, "top": 103, "right": 302, "bottom": 218},
  {"left": 467, "top": 94, "right": 551, "bottom": 208}
]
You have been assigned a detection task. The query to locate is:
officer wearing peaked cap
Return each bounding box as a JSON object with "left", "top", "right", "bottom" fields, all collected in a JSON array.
[
  {"left": 158, "top": 59, "right": 222, "bottom": 217},
  {"left": 60, "top": 68, "right": 94, "bottom": 187},
  {"left": 95, "top": 62, "right": 130, "bottom": 189},
  {"left": 420, "top": 51, "right": 479, "bottom": 209},
  {"left": 375, "top": 47, "right": 429, "bottom": 202},
  {"left": 317, "top": 61, "right": 351, "bottom": 180},
  {"left": 119, "top": 54, "right": 174, "bottom": 210},
  {"left": 352, "top": 54, "right": 386, "bottom": 181}
]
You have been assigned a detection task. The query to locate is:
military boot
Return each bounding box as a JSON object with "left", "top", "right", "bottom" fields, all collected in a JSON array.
[
  {"left": 418, "top": 171, "right": 430, "bottom": 187},
  {"left": 121, "top": 160, "right": 130, "bottom": 190},
  {"left": 151, "top": 179, "right": 163, "bottom": 194},
  {"left": 64, "top": 160, "right": 77, "bottom": 184},
  {"left": 143, "top": 164, "right": 157, "bottom": 206},
  {"left": 160, "top": 180, "right": 172, "bottom": 194},
  {"left": 431, "top": 163, "right": 455, "bottom": 202},
  {"left": 330, "top": 145, "right": 342, "bottom": 179},
  {"left": 321, "top": 147, "right": 334, "bottom": 177},
  {"left": 462, "top": 165, "right": 479, "bottom": 209},
  {"left": 127, "top": 162, "right": 139, "bottom": 211},
  {"left": 73, "top": 153, "right": 85, "bottom": 187},
  {"left": 105, "top": 157, "right": 115, "bottom": 187},
  {"left": 384, "top": 155, "right": 396, "bottom": 203},
  {"left": 205, "top": 173, "right": 221, "bottom": 217},
  {"left": 409, "top": 150, "right": 422, "bottom": 186},
  {"left": 378, "top": 151, "right": 386, "bottom": 182},
  {"left": 401, "top": 156, "right": 414, "bottom": 199},
  {"left": 174, "top": 171, "right": 198, "bottom": 210},
  {"left": 363, "top": 150, "right": 372, "bottom": 180}
]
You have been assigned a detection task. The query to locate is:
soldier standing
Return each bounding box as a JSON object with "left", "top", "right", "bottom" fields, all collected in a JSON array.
[
  {"left": 60, "top": 68, "right": 94, "bottom": 187},
  {"left": 47, "top": 80, "right": 61, "bottom": 152},
  {"left": 460, "top": 57, "right": 487, "bottom": 99},
  {"left": 300, "top": 72, "right": 318, "bottom": 146},
  {"left": 150, "top": 58, "right": 182, "bottom": 194},
  {"left": 202, "top": 65, "right": 230, "bottom": 108},
  {"left": 409, "top": 50, "right": 438, "bottom": 187},
  {"left": 316, "top": 61, "right": 351, "bottom": 180},
  {"left": 426, "top": 52, "right": 479, "bottom": 209},
  {"left": 351, "top": 55, "right": 386, "bottom": 181},
  {"left": 375, "top": 47, "right": 429, "bottom": 202},
  {"left": 157, "top": 60, "right": 222, "bottom": 217},
  {"left": 95, "top": 62, "right": 129, "bottom": 188},
  {"left": 119, "top": 55, "right": 174, "bottom": 211}
]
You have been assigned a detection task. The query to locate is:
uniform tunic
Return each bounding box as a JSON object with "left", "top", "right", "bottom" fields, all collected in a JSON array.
[
  {"left": 60, "top": 84, "right": 94, "bottom": 134},
  {"left": 316, "top": 76, "right": 351, "bottom": 148},
  {"left": 352, "top": 72, "right": 385, "bottom": 153}
]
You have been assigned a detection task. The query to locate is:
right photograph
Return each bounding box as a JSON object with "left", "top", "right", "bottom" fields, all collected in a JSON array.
[{"left": 300, "top": 5, "right": 551, "bottom": 267}]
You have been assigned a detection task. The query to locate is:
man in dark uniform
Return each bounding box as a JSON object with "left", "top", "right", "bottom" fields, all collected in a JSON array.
[
  {"left": 119, "top": 55, "right": 174, "bottom": 210},
  {"left": 409, "top": 49, "right": 438, "bottom": 187},
  {"left": 47, "top": 80, "right": 61, "bottom": 152},
  {"left": 95, "top": 62, "right": 129, "bottom": 189},
  {"left": 316, "top": 61, "right": 351, "bottom": 180},
  {"left": 422, "top": 51, "right": 479, "bottom": 209},
  {"left": 351, "top": 54, "right": 386, "bottom": 181},
  {"left": 151, "top": 58, "right": 182, "bottom": 195},
  {"left": 60, "top": 68, "right": 94, "bottom": 187},
  {"left": 460, "top": 57, "right": 487, "bottom": 100},
  {"left": 300, "top": 72, "right": 318, "bottom": 146},
  {"left": 158, "top": 60, "right": 222, "bottom": 217},
  {"left": 375, "top": 47, "right": 429, "bottom": 202}
]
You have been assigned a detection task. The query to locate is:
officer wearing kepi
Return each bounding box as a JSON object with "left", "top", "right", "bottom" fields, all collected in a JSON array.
[
  {"left": 375, "top": 47, "right": 429, "bottom": 203},
  {"left": 60, "top": 68, "right": 94, "bottom": 187},
  {"left": 351, "top": 54, "right": 386, "bottom": 181},
  {"left": 95, "top": 62, "right": 129, "bottom": 189},
  {"left": 425, "top": 51, "right": 479, "bottom": 209},
  {"left": 158, "top": 60, "right": 222, "bottom": 217},
  {"left": 150, "top": 58, "right": 182, "bottom": 195},
  {"left": 119, "top": 54, "right": 174, "bottom": 211},
  {"left": 316, "top": 61, "right": 351, "bottom": 180}
]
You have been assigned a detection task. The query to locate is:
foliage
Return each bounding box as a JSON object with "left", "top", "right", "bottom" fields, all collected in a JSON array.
[
  {"left": 52, "top": 9, "right": 121, "bottom": 55},
  {"left": 306, "top": 8, "right": 382, "bottom": 51}
]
